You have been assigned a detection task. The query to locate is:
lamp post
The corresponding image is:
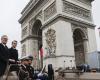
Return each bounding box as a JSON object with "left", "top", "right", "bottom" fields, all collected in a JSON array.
[
  {"left": 98, "top": 27, "right": 100, "bottom": 52},
  {"left": 70, "top": 60, "right": 72, "bottom": 69},
  {"left": 64, "top": 60, "right": 66, "bottom": 69},
  {"left": 98, "top": 27, "right": 100, "bottom": 37},
  {"left": 98, "top": 27, "right": 100, "bottom": 69}
]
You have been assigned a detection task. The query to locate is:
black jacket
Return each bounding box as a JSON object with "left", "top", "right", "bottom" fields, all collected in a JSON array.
[
  {"left": 0, "top": 43, "right": 9, "bottom": 76},
  {"left": 9, "top": 47, "right": 18, "bottom": 61},
  {"left": 19, "top": 65, "right": 29, "bottom": 80},
  {"left": 26, "top": 65, "right": 34, "bottom": 79}
]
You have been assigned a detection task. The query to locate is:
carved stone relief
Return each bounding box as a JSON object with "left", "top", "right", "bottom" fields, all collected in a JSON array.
[
  {"left": 35, "top": 11, "right": 43, "bottom": 21},
  {"left": 45, "top": 28, "right": 56, "bottom": 56},
  {"left": 29, "top": 18, "right": 35, "bottom": 35},
  {"left": 29, "top": 18, "right": 34, "bottom": 27},
  {"left": 22, "top": 44, "right": 26, "bottom": 57},
  {"left": 63, "top": 0, "right": 92, "bottom": 21},
  {"left": 44, "top": 1, "right": 57, "bottom": 21},
  {"left": 29, "top": 11, "right": 43, "bottom": 35},
  {"left": 22, "top": 27, "right": 27, "bottom": 37}
]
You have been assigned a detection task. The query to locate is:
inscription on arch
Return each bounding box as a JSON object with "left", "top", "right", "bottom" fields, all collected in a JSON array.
[
  {"left": 22, "top": 27, "right": 27, "bottom": 37},
  {"left": 22, "top": 44, "right": 26, "bottom": 57}
]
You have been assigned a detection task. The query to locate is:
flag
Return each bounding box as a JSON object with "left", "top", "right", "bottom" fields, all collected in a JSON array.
[
  {"left": 40, "top": 47, "right": 43, "bottom": 57},
  {"left": 39, "top": 45, "right": 43, "bottom": 68},
  {"left": 39, "top": 45, "right": 43, "bottom": 57}
]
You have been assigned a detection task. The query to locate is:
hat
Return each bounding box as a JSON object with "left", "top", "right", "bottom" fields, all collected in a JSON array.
[
  {"left": 20, "top": 56, "right": 29, "bottom": 61},
  {"left": 28, "top": 55, "right": 33, "bottom": 61}
]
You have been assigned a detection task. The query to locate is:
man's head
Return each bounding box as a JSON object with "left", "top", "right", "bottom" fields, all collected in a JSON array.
[
  {"left": 28, "top": 56, "right": 33, "bottom": 65},
  {"left": 12, "top": 40, "right": 17, "bottom": 48},
  {"left": 1, "top": 35, "right": 8, "bottom": 45},
  {"left": 28, "top": 60, "right": 32, "bottom": 65},
  {"left": 21, "top": 59, "right": 29, "bottom": 66}
]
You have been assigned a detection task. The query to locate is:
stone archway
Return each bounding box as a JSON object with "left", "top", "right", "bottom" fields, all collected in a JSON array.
[
  {"left": 32, "top": 19, "right": 42, "bottom": 47},
  {"left": 32, "top": 19, "right": 42, "bottom": 69},
  {"left": 73, "top": 29, "right": 86, "bottom": 66}
]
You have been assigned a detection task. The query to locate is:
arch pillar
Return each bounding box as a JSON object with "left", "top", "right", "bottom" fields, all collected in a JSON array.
[{"left": 28, "top": 19, "right": 43, "bottom": 69}]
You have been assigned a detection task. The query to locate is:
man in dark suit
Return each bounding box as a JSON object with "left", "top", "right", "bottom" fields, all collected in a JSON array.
[
  {"left": 9, "top": 40, "right": 18, "bottom": 63},
  {"left": 0, "top": 35, "right": 9, "bottom": 77},
  {"left": 9, "top": 40, "right": 19, "bottom": 72}
]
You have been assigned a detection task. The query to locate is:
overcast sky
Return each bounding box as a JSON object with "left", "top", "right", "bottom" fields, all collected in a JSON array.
[
  {"left": 92, "top": 0, "right": 100, "bottom": 51},
  {"left": 0, "top": 0, "right": 29, "bottom": 55},
  {"left": 0, "top": 0, "right": 99, "bottom": 55}
]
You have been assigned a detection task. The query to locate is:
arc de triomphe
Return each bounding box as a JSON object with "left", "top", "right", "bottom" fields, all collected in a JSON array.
[{"left": 19, "top": 0, "right": 96, "bottom": 69}]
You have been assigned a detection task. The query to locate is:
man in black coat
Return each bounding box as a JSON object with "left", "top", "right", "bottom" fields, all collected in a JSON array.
[
  {"left": 9, "top": 40, "right": 18, "bottom": 62},
  {"left": 9, "top": 40, "right": 19, "bottom": 72},
  {"left": 0, "top": 35, "right": 9, "bottom": 77}
]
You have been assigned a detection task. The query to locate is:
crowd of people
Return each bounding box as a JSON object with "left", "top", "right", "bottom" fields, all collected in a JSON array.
[
  {"left": 0, "top": 35, "right": 91, "bottom": 80},
  {"left": 0, "top": 35, "right": 55, "bottom": 80}
]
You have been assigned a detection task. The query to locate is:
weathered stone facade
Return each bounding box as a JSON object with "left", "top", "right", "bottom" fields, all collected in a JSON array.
[{"left": 19, "top": 0, "right": 96, "bottom": 69}]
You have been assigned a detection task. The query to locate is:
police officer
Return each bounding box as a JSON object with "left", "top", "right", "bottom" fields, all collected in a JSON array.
[
  {"left": 27, "top": 56, "right": 34, "bottom": 80},
  {"left": 19, "top": 57, "right": 30, "bottom": 80}
]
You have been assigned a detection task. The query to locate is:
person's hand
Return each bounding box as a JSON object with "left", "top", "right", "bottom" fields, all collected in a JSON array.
[
  {"left": 9, "top": 59, "right": 15, "bottom": 62},
  {"left": 17, "top": 61, "right": 21, "bottom": 64}
]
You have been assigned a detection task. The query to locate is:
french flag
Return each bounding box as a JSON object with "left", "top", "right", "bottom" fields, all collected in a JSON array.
[{"left": 39, "top": 45, "right": 43, "bottom": 58}]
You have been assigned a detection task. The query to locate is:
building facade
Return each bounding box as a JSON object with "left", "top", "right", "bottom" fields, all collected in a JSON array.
[{"left": 19, "top": 0, "right": 96, "bottom": 69}]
